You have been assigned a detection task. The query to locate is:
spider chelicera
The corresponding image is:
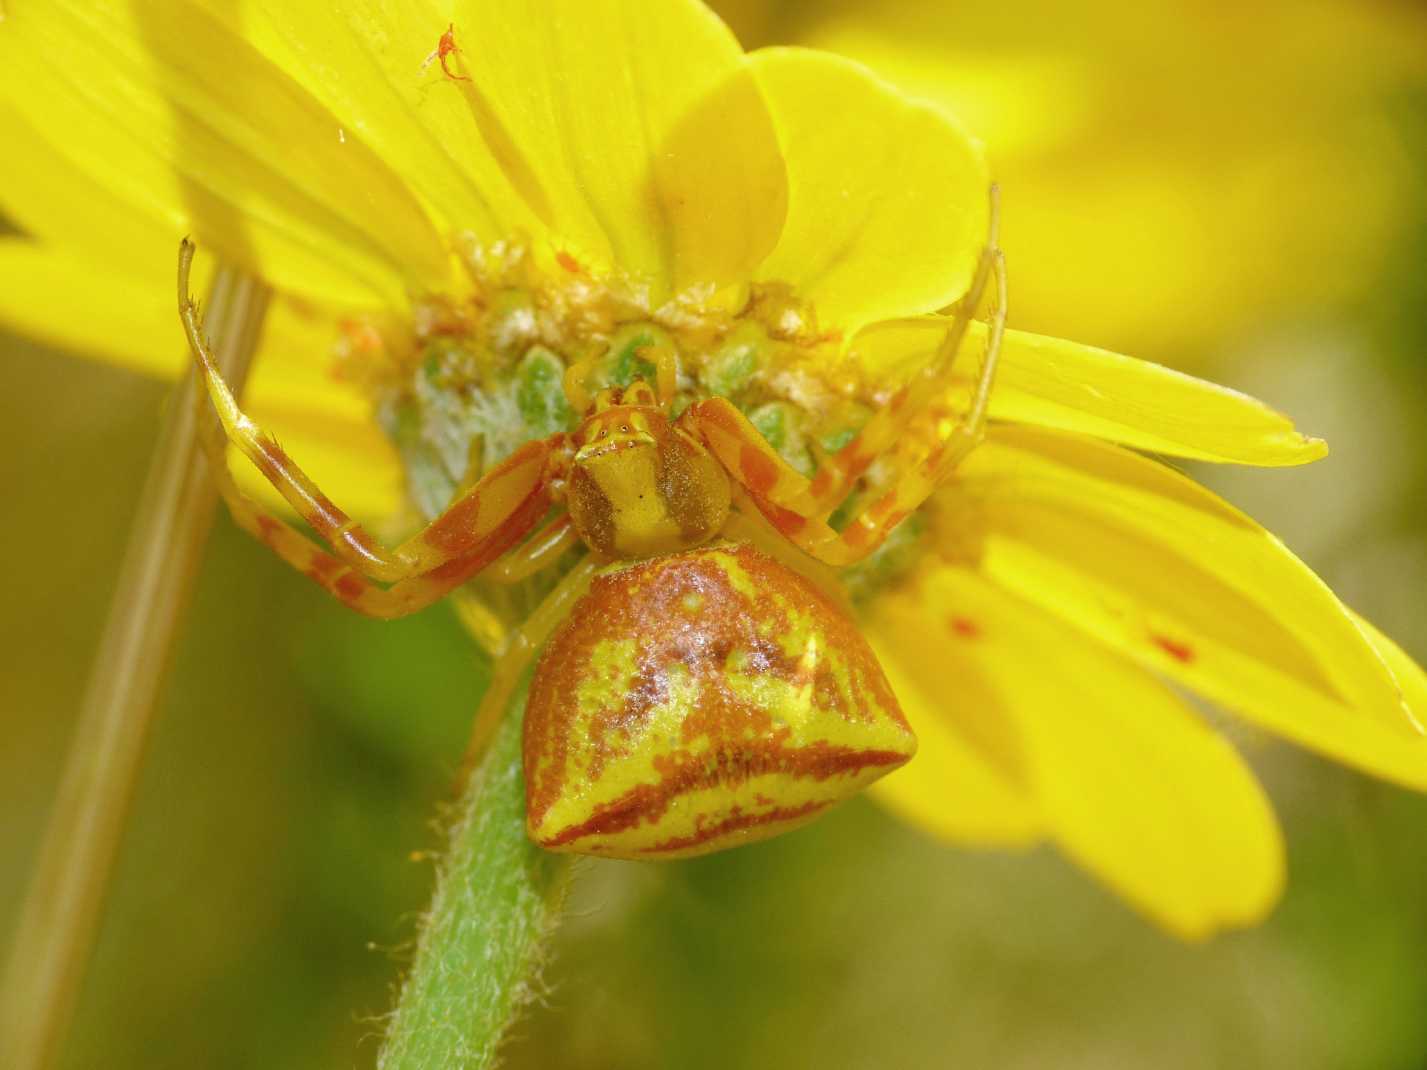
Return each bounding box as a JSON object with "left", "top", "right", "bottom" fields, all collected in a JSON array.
[{"left": 177, "top": 228, "right": 1006, "bottom": 858}]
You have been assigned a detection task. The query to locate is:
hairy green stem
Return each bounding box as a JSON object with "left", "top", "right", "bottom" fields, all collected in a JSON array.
[{"left": 380, "top": 684, "right": 574, "bottom": 1070}]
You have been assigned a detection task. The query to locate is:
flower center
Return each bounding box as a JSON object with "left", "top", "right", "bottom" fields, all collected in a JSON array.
[{"left": 334, "top": 236, "right": 941, "bottom": 648}]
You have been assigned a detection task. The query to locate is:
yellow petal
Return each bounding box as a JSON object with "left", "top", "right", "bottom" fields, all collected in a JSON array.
[
  {"left": 239, "top": 299, "right": 406, "bottom": 524},
  {"left": 851, "top": 318, "right": 1328, "bottom": 465},
  {"left": 451, "top": 0, "right": 787, "bottom": 299},
  {"left": 0, "top": 240, "right": 189, "bottom": 377},
  {"left": 863, "top": 587, "right": 1042, "bottom": 846},
  {"left": 0, "top": 103, "right": 173, "bottom": 278},
  {"left": 751, "top": 48, "right": 988, "bottom": 334},
  {"left": 0, "top": 238, "right": 401, "bottom": 522},
  {"left": 229, "top": 396, "right": 404, "bottom": 526},
  {"left": 804, "top": 4, "right": 1420, "bottom": 358},
  {"left": 869, "top": 564, "right": 1282, "bottom": 938},
  {"left": 955, "top": 427, "right": 1427, "bottom": 788},
  {"left": 1351, "top": 613, "right": 1427, "bottom": 727},
  {"left": 193, "top": 0, "right": 538, "bottom": 246},
  {"left": 0, "top": 0, "right": 449, "bottom": 306}
]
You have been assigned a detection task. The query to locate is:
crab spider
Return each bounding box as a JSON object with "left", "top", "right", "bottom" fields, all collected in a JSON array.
[{"left": 177, "top": 227, "right": 1006, "bottom": 858}]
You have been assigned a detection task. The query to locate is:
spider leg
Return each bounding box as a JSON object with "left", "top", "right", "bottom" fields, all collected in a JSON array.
[
  {"left": 676, "top": 398, "right": 823, "bottom": 514},
  {"left": 488, "top": 513, "right": 579, "bottom": 584},
  {"left": 442, "top": 514, "right": 582, "bottom": 659},
  {"left": 685, "top": 249, "right": 1006, "bottom": 568},
  {"left": 649, "top": 334, "right": 678, "bottom": 406},
  {"left": 179, "top": 240, "right": 561, "bottom": 602},
  {"left": 808, "top": 186, "right": 1002, "bottom": 514},
  {"left": 915, "top": 247, "right": 1006, "bottom": 479},
  {"left": 680, "top": 398, "right": 863, "bottom": 563},
  {"left": 193, "top": 382, "right": 554, "bottom": 618},
  {"left": 460, "top": 554, "right": 600, "bottom": 773},
  {"left": 562, "top": 356, "right": 598, "bottom": 414},
  {"left": 563, "top": 323, "right": 678, "bottom": 412}
]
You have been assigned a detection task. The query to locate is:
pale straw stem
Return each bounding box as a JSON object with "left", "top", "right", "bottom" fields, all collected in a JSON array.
[{"left": 0, "top": 263, "right": 269, "bottom": 1070}]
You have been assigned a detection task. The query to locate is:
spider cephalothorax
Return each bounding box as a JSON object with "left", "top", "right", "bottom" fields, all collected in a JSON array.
[
  {"left": 177, "top": 226, "right": 1005, "bottom": 857},
  {"left": 565, "top": 382, "right": 731, "bottom": 558}
]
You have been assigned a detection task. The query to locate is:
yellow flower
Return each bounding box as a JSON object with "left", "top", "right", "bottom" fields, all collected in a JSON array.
[
  {"left": 742, "top": 0, "right": 1427, "bottom": 359},
  {"left": 2, "top": 0, "right": 1424, "bottom": 940}
]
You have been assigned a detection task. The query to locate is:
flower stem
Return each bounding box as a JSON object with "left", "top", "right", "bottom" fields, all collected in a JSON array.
[
  {"left": 0, "top": 264, "right": 269, "bottom": 1070},
  {"left": 380, "top": 682, "right": 574, "bottom": 1070}
]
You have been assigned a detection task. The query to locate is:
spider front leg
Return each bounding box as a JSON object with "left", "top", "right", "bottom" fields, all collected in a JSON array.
[
  {"left": 562, "top": 324, "right": 679, "bottom": 411},
  {"left": 445, "top": 514, "right": 581, "bottom": 656},
  {"left": 460, "top": 554, "right": 600, "bottom": 772},
  {"left": 809, "top": 187, "right": 1003, "bottom": 514},
  {"left": 682, "top": 399, "right": 865, "bottom": 565},
  {"left": 683, "top": 248, "right": 1006, "bottom": 568},
  {"left": 178, "top": 240, "right": 563, "bottom": 618}
]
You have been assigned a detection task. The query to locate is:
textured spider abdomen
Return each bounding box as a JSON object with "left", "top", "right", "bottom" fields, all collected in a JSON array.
[{"left": 523, "top": 543, "right": 916, "bottom": 858}]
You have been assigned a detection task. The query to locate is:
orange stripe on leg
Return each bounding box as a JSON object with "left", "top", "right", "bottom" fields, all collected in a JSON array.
[{"left": 179, "top": 240, "right": 561, "bottom": 590}]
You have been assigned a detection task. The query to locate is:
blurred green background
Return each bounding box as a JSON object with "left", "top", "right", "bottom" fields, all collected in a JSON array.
[{"left": 4, "top": 2, "right": 1427, "bottom": 1067}]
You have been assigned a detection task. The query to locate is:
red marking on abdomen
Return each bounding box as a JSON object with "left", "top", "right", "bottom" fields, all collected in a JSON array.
[
  {"left": 541, "top": 746, "right": 908, "bottom": 848},
  {"left": 556, "top": 250, "right": 581, "bottom": 273},
  {"left": 640, "top": 801, "right": 828, "bottom": 855},
  {"left": 523, "top": 544, "right": 914, "bottom": 856},
  {"left": 1151, "top": 634, "right": 1195, "bottom": 663}
]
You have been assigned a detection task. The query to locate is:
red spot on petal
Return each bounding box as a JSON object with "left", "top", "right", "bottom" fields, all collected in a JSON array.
[
  {"left": 556, "top": 250, "right": 581, "bottom": 273},
  {"left": 948, "top": 616, "right": 980, "bottom": 639},
  {"left": 1151, "top": 634, "right": 1195, "bottom": 664}
]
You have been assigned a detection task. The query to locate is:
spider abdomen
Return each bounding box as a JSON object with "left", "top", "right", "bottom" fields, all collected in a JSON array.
[{"left": 523, "top": 542, "right": 916, "bottom": 858}]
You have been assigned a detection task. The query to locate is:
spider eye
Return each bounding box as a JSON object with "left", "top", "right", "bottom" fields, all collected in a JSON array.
[{"left": 620, "top": 424, "right": 630, "bottom": 433}]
